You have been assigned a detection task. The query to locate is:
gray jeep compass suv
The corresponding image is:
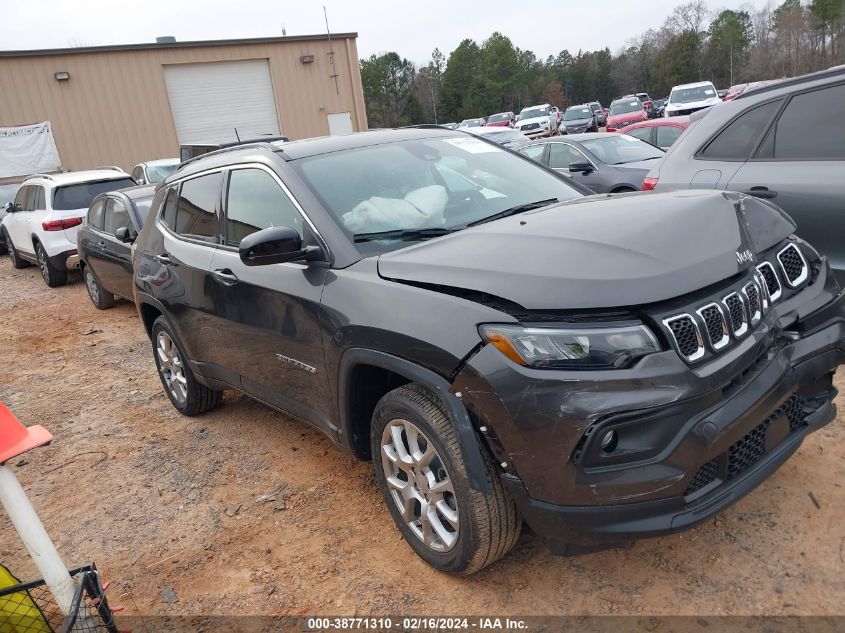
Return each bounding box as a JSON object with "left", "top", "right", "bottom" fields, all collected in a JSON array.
[{"left": 132, "top": 128, "right": 845, "bottom": 575}]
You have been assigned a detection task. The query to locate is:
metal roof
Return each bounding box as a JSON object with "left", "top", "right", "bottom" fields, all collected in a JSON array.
[{"left": 0, "top": 33, "right": 358, "bottom": 58}]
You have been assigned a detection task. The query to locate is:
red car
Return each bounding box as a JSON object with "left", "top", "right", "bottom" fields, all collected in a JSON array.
[
  {"left": 485, "top": 111, "right": 515, "bottom": 127},
  {"left": 605, "top": 96, "right": 648, "bottom": 130},
  {"left": 616, "top": 117, "right": 691, "bottom": 150}
]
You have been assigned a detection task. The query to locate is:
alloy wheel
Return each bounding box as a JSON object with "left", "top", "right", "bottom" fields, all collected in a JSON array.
[
  {"left": 85, "top": 269, "right": 100, "bottom": 303},
  {"left": 380, "top": 418, "right": 459, "bottom": 552},
  {"left": 156, "top": 331, "right": 188, "bottom": 405},
  {"left": 37, "top": 247, "right": 49, "bottom": 283}
]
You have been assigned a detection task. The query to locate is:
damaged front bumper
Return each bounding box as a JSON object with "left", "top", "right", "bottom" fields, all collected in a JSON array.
[{"left": 452, "top": 263, "right": 845, "bottom": 551}]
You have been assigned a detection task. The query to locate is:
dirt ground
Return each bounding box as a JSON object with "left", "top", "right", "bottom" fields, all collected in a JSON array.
[{"left": 1, "top": 255, "right": 844, "bottom": 618}]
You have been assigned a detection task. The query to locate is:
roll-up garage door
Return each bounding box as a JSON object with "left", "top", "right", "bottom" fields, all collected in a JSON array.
[{"left": 163, "top": 59, "right": 281, "bottom": 144}]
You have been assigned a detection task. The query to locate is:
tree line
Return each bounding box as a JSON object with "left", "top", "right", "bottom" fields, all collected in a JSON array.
[{"left": 360, "top": 0, "right": 845, "bottom": 126}]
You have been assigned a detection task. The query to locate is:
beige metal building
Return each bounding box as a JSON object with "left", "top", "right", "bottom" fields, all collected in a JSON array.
[{"left": 0, "top": 33, "right": 367, "bottom": 176}]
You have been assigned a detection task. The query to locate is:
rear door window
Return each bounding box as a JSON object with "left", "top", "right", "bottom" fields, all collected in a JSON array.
[
  {"left": 518, "top": 144, "right": 546, "bottom": 163},
  {"left": 104, "top": 198, "right": 132, "bottom": 236},
  {"left": 656, "top": 125, "right": 683, "bottom": 148},
  {"left": 699, "top": 100, "right": 781, "bottom": 160},
  {"left": 756, "top": 84, "right": 845, "bottom": 160},
  {"left": 33, "top": 186, "right": 46, "bottom": 210},
  {"left": 175, "top": 172, "right": 222, "bottom": 243},
  {"left": 87, "top": 199, "right": 105, "bottom": 230},
  {"left": 160, "top": 186, "right": 179, "bottom": 230},
  {"left": 625, "top": 127, "right": 652, "bottom": 143}
]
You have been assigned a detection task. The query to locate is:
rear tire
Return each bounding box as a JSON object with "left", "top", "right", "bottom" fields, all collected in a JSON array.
[
  {"left": 36, "top": 242, "right": 67, "bottom": 287},
  {"left": 371, "top": 383, "right": 521, "bottom": 575},
  {"left": 83, "top": 265, "right": 115, "bottom": 309},
  {"left": 5, "top": 229, "right": 28, "bottom": 269},
  {"left": 151, "top": 316, "right": 222, "bottom": 416}
]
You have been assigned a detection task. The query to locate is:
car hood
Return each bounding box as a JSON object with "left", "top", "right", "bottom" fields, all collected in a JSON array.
[
  {"left": 517, "top": 116, "right": 551, "bottom": 126},
  {"left": 377, "top": 190, "right": 796, "bottom": 311},
  {"left": 665, "top": 97, "right": 720, "bottom": 112}
]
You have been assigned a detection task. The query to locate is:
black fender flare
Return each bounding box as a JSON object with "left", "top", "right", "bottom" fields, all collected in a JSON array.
[{"left": 338, "top": 348, "right": 492, "bottom": 494}]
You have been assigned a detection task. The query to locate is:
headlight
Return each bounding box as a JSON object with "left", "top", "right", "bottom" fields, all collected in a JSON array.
[{"left": 479, "top": 323, "right": 660, "bottom": 369}]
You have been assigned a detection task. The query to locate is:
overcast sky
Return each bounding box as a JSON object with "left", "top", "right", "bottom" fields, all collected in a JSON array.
[{"left": 3, "top": 0, "right": 768, "bottom": 64}]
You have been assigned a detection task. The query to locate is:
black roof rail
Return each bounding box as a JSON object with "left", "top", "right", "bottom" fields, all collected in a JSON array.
[{"left": 734, "top": 65, "right": 845, "bottom": 101}]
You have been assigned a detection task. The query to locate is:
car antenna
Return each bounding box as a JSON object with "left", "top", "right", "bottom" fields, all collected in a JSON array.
[{"left": 234, "top": 128, "right": 241, "bottom": 142}]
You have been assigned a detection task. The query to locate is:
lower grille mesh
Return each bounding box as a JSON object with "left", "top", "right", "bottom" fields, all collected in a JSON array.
[
  {"left": 684, "top": 458, "right": 718, "bottom": 496},
  {"left": 727, "top": 395, "right": 805, "bottom": 479}
]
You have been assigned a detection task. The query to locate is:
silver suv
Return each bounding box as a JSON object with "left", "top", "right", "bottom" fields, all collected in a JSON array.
[{"left": 645, "top": 66, "right": 845, "bottom": 280}]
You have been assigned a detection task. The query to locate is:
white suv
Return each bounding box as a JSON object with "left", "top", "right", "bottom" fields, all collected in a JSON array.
[
  {"left": 515, "top": 103, "right": 558, "bottom": 139},
  {"left": 2, "top": 169, "right": 135, "bottom": 287}
]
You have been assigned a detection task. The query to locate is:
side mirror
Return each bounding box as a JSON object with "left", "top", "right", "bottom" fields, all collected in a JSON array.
[
  {"left": 569, "top": 162, "right": 594, "bottom": 173},
  {"left": 238, "top": 226, "right": 320, "bottom": 266},
  {"left": 115, "top": 226, "right": 134, "bottom": 243},
  {"left": 5, "top": 202, "right": 15, "bottom": 213}
]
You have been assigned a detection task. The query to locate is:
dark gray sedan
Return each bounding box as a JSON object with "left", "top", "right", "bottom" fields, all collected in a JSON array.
[
  {"left": 516, "top": 133, "right": 665, "bottom": 193},
  {"left": 560, "top": 105, "right": 598, "bottom": 134}
]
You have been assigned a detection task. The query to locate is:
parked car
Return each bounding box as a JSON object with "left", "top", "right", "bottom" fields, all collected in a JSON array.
[
  {"left": 131, "top": 128, "right": 844, "bottom": 575},
  {"left": 645, "top": 65, "right": 845, "bottom": 280},
  {"left": 458, "top": 118, "right": 486, "bottom": 128},
  {"left": 560, "top": 105, "right": 598, "bottom": 134},
  {"left": 466, "top": 126, "right": 530, "bottom": 148},
  {"left": 439, "top": 122, "right": 459, "bottom": 129},
  {"left": 717, "top": 89, "right": 728, "bottom": 99},
  {"left": 635, "top": 92, "right": 655, "bottom": 117},
  {"left": 652, "top": 98, "right": 667, "bottom": 117},
  {"left": 517, "top": 133, "right": 664, "bottom": 193},
  {"left": 78, "top": 185, "right": 156, "bottom": 309},
  {"left": 515, "top": 104, "right": 558, "bottom": 138},
  {"left": 664, "top": 81, "right": 721, "bottom": 117},
  {"left": 586, "top": 101, "right": 607, "bottom": 127},
  {"left": 131, "top": 158, "right": 180, "bottom": 185},
  {"left": 606, "top": 96, "right": 648, "bottom": 130},
  {"left": 617, "top": 117, "right": 691, "bottom": 150},
  {"left": 485, "top": 112, "right": 515, "bottom": 127},
  {"left": 0, "top": 183, "right": 20, "bottom": 254},
  {"left": 2, "top": 169, "right": 135, "bottom": 286}
]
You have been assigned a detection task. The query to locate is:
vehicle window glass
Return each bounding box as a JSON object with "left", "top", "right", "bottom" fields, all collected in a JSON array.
[
  {"left": 104, "top": 198, "right": 131, "bottom": 236},
  {"left": 146, "top": 163, "right": 179, "bottom": 183},
  {"left": 762, "top": 84, "right": 845, "bottom": 160},
  {"left": 87, "top": 199, "right": 105, "bottom": 230},
  {"left": 133, "top": 196, "right": 154, "bottom": 226},
  {"left": 175, "top": 173, "right": 221, "bottom": 243},
  {"left": 656, "top": 125, "right": 683, "bottom": 148},
  {"left": 132, "top": 166, "right": 144, "bottom": 183},
  {"left": 580, "top": 135, "right": 664, "bottom": 164},
  {"left": 52, "top": 178, "right": 136, "bottom": 211},
  {"left": 518, "top": 144, "right": 546, "bottom": 162},
  {"left": 34, "top": 186, "right": 45, "bottom": 210},
  {"left": 700, "top": 100, "right": 781, "bottom": 160},
  {"left": 609, "top": 100, "right": 642, "bottom": 115},
  {"left": 625, "top": 127, "right": 652, "bottom": 143},
  {"left": 14, "top": 186, "right": 28, "bottom": 209},
  {"left": 23, "top": 186, "right": 37, "bottom": 211},
  {"left": 161, "top": 186, "right": 179, "bottom": 230},
  {"left": 549, "top": 143, "right": 588, "bottom": 169},
  {"left": 225, "top": 168, "right": 304, "bottom": 247}
]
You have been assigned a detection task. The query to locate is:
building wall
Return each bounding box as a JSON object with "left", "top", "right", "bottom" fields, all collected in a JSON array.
[{"left": 0, "top": 35, "right": 367, "bottom": 175}]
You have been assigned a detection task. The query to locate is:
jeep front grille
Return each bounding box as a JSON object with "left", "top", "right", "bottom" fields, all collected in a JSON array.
[
  {"left": 756, "top": 261, "right": 782, "bottom": 302},
  {"left": 663, "top": 314, "right": 704, "bottom": 361},
  {"left": 723, "top": 292, "right": 748, "bottom": 336},
  {"left": 696, "top": 303, "right": 729, "bottom": 350},
  {"left": 777, "top": 243, "right": 808, "bottom": 287},
  {"left": 742, "top": 281, "right": 762, "bottom": 324}
]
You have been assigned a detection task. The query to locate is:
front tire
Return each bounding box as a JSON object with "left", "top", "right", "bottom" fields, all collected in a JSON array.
[
  {"left": 151, "top": 316, "right": 222, "bottom": 416},
  {"left": 83, "top": 265, "right": 115, "bottom": 309},
  {"left": 36, "top": 242, "right": 67, "bottom": 287},
  {"left": 5, "top": 229, "right": 28, "bottom": 269},
  {"left": 371, "top": 384, "right": 521, "bottom": 575}
]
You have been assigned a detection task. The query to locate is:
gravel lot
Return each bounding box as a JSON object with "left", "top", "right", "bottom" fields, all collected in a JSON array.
[{"left": 1, "top": 256, "right": 844, "bottom": 617}]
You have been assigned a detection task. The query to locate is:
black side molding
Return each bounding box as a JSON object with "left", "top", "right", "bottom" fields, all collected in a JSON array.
[{"left": 337, "top": 348, "right": 492, "bottom": 494}]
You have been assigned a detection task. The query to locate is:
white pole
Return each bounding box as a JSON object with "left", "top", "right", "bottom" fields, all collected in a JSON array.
[{"left": 0, "top": 464, "right": 75, "bottom": 614}]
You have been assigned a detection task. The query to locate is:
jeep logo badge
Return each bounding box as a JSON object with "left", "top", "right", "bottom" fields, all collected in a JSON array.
[{"left": 736, "top": 249, "right": 754, "bottom": 265}]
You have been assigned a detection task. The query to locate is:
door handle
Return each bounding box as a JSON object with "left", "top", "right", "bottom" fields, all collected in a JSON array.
[
  {"left": 211, "top": 268, "right": 239, "bottom": 286},
  {"left": 153, "top": 253, "right": 171, "bottom": 264},
  {"left": 741, "top": 186, "right": 777, "bottom": 199}
]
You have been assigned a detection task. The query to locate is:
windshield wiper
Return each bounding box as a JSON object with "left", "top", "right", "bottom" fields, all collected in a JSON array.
[
  {"left": 467, "top": 198, "right": 559, "bottom": 227},
  {"left": 353, "top": 227, "right": 458, "bottom": 243}
]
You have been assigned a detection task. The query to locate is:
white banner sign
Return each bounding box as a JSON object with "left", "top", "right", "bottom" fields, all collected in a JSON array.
[{"left": 0, "top": 121, "right": 61, "bottom": 178}]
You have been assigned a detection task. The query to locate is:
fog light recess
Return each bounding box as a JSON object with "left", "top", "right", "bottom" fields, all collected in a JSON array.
[{"left": 600, "top": 429, "right": 618, "bottom": 453}]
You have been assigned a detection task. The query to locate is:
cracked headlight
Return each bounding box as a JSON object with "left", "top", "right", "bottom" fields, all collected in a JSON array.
[{"left": 479, "top": 323, "right": 660, "bottom": 369}]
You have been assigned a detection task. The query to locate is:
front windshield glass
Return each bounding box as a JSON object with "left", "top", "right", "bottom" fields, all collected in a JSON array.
[
  {"left": 578, "top": 135, "right": 664, "bottom": 165},
  {"left": 609, "top": 100, "right": 642, "bottom": 115},
  {"left": 146, "top": 163, "right": 179, "bottom": 182},
  {"left": 520, "top": 107, "right": 548, "bottom": 119},
  {"left": 670, "top": 84, "right": 717, "bottom": 103},
  {"left": 292, "top": 136, "right": 583, "bottom": 251},
  {"left": 487, "top": 113, "right": 509, "bottom": 123},
  {"left": 564, "top": 107, "right": 592, "bottom": 121}
]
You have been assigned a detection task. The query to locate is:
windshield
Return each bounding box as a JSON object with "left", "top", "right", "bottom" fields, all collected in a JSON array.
[
  {"left": 292, "top": 136, "right": 582, "bottom": 251},
  {"left": 609, "top": 100, "right": 642, "bottom": 115},
  {"left": 670, "top": 84, "right": 717, "bottom": 103},
  {"left": 520, "top": 108, "right": 548, "bottom": 119},
  {"left": 487, "top": 113, "right": 510, "bottom": 123},
  {"left": 564, "top": 107, "right": 592, "bottom": 121},
  {"left": 578, "top": 135, "right": 664, "bottom": 165},
  {"left": 52, "top": 178, "right": 136, "bottom": 211},
  {"left": 458, "top": 119, "right": 484, "bottom": 128},
  {"left": 146, "top": 163, "right": 179, "bottom": 183}
]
